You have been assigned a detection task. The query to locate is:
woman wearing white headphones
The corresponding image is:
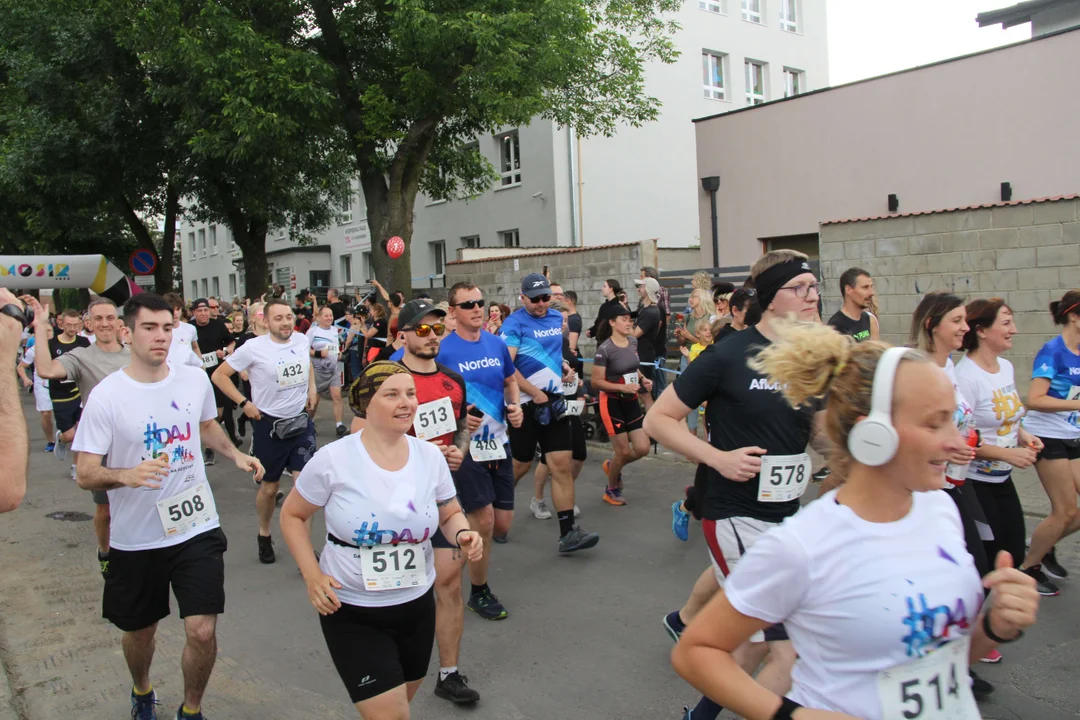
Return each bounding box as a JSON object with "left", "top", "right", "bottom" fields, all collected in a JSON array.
[{"left": 672, "top": 321, "right": 1039, "bottom": 720}]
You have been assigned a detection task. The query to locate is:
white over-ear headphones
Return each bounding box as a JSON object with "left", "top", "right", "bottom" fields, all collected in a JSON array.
[{"left": 847, "top": 346, "right": 916, "bottom": 467}]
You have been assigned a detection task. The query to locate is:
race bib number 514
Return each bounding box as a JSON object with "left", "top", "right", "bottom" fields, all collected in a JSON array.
[{"left": 878, "top": 636, "right": 979, "bottom": 720}]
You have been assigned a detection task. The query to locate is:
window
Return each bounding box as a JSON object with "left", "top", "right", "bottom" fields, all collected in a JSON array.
[
  {"left": 500, "top": 229, "right": 520, "bottom": 248},
  {"left": 461, "top": 235, "right": 480, "bottom": 249},
  {"left": 238, "top": 267, "right": 245, "bottom": 295},
  {"left": 228, "top": 274, "right": 237, "bottom": 298},
  {"left": 339, "top": 193, "right": 353, "bottom": 225},
  {"left": 211, "top": 276, "right": 220, "bottom": 297},
  {"left": 188, "top": 232, "right": 196, "bottom": 260},
  {"left": 191, "top": 280, "right": 198, "bottom": 299},
  {"left": 276, "top": 226, "right": 286, "bottom": 240},
  {"left": 430, "top": 241, "right": 446, "bottom": 276},
  {"left": 197, "top": 228, "right": 206, "bottom": 257},
  {"left": 361, "top": 252, "right": 372, "bottom": 282},
  {"left": 742, "top": 0, "right": 762, "bottom": 23},
  {"left": 702, "top": 52, "right": 727, "bottom": 100},
  {"left": 745, "top": 60, "right": 766, "bottom": 105},
  {"left": 209, "top": 225, "right": 218, "bottom": 255},
  {"left": 783, "top": 68, "right": 804, "bottom": 97},
  {"left": 779, "top": 0, "right": 797, "bottom": 31},
  {"left": 498, "top": 131, "right": 521, "bottom": 187},
  {"left": 699, "top": 0, "right": 724, "bottom": 13},
  {"left": 341, "top": 254, "right": 353, "bottom": 285},
  {"left": 200, "top": 278, "right": 208, "bottom": 297}
]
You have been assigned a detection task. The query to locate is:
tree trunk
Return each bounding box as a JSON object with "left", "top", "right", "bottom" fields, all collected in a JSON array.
[
  {"left": 155, "top": 184, "right": 180, "bottom": 293},
  {"left": 231, "top": 218, "right": 270, "bottom": 300},
  {"left": 361, "top": 171, "right": 413, "bottom": 294}
]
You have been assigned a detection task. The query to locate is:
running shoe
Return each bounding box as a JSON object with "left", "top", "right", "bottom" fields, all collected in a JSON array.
[
  {"left": 54, "top": 430, "right": 68, "bottom": 461},
  {"left": 662, "top": 611, "right": 685, "bottom": 643},
  {"left": 574, "top": 505, "right": 581, "bottom": 517},
  {"left": 467, "top": 587, "right": 508, "bottom": 620},
  {"left": 175, "top": 706, "right": 207, "bottom": 720},
  {"left": 70, "top": 464, "right": 77, "bottom": 482},
  {"left": 492, "top": 534, "right": 508, "bottom": 544},
  {"left": 1023, "top": 565, "right": 1060, "bottom": 596},
  {"left": 1043, "top": 546, "right": 1069, "bottom": 580},
  {"left": 530, "top": 497, "right": 552, "bottom": 519},
  {"left": 558, "top": 525, "right": 600, "bottom": 553},
  {"left": 204, "top": 448, "right": 215, "bottom": 466},
  {"left": 603, "top": 487, "right": 626, "bottom": 506},
  {"left": 45, "top": 442, "right": 55, "bottom": 453},
  {"left": 258, "top": 534, "right": 276, "bottom": 564},
  {"left": 130, "top": 688, "right": 160, "bottom": 720},
  {"left": 335, "top": 424, "right": 349, "bottom": 438},
  {"left": 680, "top": 707, "right": 692, "bottom": 720},
  {"left": 812, "top": 467, "right": 831, "bottom": 482},
  {"left": 434, "top": 672, "right": 480, "bottom": 705},
  {"left": 275, "top": 490, "right": 285, "bottom": 506},
  {"left": 671, "top": 501, "right": 690, "bottom": 542},
  {"left": 980, "top": 649, "right": 1003, "bottom": 664},
  {"left": 970, "top": 670, "right": 994, "bottom": 698}
]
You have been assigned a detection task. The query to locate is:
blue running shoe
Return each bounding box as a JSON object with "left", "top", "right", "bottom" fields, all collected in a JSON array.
[
  {"left": 45, "top": 442, "right": 55, "bottom": 452},
  {"left": 671, "top": 501, "right": 690, "bottom": 542},
  {"left": 175, "top": 705, "right": 207, "bottom": 720},
  {"left": 130, "top": 688, "right": 159, "bottom": 720}
]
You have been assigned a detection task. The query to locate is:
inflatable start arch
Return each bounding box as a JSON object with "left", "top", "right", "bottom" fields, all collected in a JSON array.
[{"left": 0, "top": 254, "right": 141, "bottom": 304}]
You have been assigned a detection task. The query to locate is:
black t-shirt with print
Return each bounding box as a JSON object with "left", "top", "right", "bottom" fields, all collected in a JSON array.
[
  {"left": 673, "top": 326, "right": 820, "bottom": 523},
  {"left": 194, "top": 319, "right": 234, "bottom": 375},
  {"left": 48, "top": 335, "right": 91, "bottom": 402},
  {"left": 634, "top": 305, "right": 662, "bottom": 364}
]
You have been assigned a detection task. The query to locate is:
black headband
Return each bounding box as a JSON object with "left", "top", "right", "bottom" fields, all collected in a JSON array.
[{"left": 755, "top": 259, "right": 814, "bottom": 310}]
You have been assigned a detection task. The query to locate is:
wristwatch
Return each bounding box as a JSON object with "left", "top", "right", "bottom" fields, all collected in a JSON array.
[{"left": 238, "top": 399, "right": 248, "bottom": 410}]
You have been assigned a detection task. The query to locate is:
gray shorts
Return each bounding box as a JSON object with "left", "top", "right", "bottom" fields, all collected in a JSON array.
[
  {"left": 314, "top": 365, "right": 342, "bottom": 396},
  {"left": 92, "top": 490, "right": 109, "bottom": 505}
]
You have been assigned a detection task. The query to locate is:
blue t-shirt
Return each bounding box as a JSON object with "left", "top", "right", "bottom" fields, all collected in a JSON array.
[
  {"left": 500, "top": 308, "right": 564, "bottom": 404},
  {"left": 1024, "top": 335, "right": 1080, "bottom": 439},
  {"left": 437, "top": 331, "right": 515, "bottom": 446}
]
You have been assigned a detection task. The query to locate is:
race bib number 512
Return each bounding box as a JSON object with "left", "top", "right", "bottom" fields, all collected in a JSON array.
[{"left": 359, "top": 545, "right": 427, "bottom": 591}]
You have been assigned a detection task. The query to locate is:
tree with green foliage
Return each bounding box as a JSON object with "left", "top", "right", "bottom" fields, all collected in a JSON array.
[
  {"left": 306, "top": 0, "right": 681, "bottom": 290},
  {"left": 122, "top": 0, "right": 354, "bottom": 299}
]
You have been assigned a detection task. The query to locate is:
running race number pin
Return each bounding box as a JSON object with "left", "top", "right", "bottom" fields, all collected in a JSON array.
[
  {"left": 877, "top": 635, "right": 979, "bottom": 720},
  {"left": 413, "top": 397, "right": 455, "bottom": 441}
]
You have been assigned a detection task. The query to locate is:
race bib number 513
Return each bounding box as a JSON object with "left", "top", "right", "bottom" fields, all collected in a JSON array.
[{"left": 414, "top": 397, "right": 456, "bottom": 441}]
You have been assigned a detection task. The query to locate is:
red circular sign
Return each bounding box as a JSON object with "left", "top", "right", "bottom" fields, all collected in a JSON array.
[{"left": 386, "top": 236, "right": 405, "bottom": 260}]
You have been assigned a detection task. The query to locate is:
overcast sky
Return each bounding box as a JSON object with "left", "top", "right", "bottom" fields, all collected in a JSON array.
[{"left": 827, "top": 0, "right": 1032, "bottom": 85}]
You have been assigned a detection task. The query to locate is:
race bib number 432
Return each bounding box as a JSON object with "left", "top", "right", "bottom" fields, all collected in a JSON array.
[
  {"left": 276, "top": 361, "right": 307, "bottom": 387},
  {"left": 878, "top": 636, "right": 979, "bottom": 720},
  {"left": 359, "top": 544, "right": 427, "bottom": 591}
]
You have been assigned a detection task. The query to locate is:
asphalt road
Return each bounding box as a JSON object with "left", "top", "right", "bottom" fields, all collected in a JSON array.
[{"left": 1, "top": 393, "right": 1078, "bottom": 719}]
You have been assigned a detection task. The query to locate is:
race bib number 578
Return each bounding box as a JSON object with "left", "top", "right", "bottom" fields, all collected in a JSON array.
[{"left": 757, "top": 453, "right": 811, "bottom": 503}]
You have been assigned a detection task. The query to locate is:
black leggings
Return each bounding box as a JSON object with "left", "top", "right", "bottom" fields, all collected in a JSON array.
[
  {"left": 972, "top": 477, "right": 1026, "bottom": 571},
  {"left": 945, "top": 483, "right": 990, "bottom": 578}
]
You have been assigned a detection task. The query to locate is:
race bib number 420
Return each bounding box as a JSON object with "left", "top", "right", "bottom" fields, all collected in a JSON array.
[
  {"left": 878, "top": 636, "right": 979, "bottom": 720},
  {"left": 757, "top": 453, "right": 812, "bottom": 503},
  {"left": 276, "top": 361, "right": 307, "bottom": 387},
  {"left": 470, "top": 436, "right": 506, "bottom": 462},
  {"left": 414, "top": 397, "right": 456, "bottom": 441},
  {"left": 155, "top": 483, "right": 217, "bottom": 538},
  {"left": 359, "top": 544, "right": 427, "bottom": 591}
]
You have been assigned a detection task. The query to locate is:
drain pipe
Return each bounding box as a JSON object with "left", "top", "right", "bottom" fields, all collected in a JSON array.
[
  {"left": 568, "top": 126, "right": 581, "bottom": 247},
  {"left": 701, "top": 176, "right": 720, "bottom": 267}
]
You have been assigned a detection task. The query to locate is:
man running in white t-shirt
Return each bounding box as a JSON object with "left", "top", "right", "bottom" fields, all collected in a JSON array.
[
  {"left": 212, "top": 298, "right": 317, "bottom": 564},
  {"left": 73, "top": 292, "right": 264, "bottom": 720},
  {"left": 165, "top": 293, "right": 202, "bottom": 368},
  {"left": 307, "top": 306, "right": 348, "bottom": 437}
]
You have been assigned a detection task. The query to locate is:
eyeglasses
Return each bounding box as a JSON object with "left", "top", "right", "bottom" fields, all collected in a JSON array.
[
  {"left": 409, "top": 323, "right": 446, "bottom": 337},
  {"left": 454, "top": 299, "right": 485, "bottom": 310},
  {"left": 527, "top": 295, "right": 552, "bottom": 304},
  {"left": 776, "top": 282, "right": 820, "bottom": 299}
]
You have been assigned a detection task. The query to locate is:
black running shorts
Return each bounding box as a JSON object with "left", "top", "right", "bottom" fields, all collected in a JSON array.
[
  {"left": 320, "top": 588, "right": 436, "bottom": 703},
  {"left": 53, "top": 398, "right": 82, "bottom": 434},
  {"left": 103, "top": 527, "right": 227, "bottom": 632},
  {"left": 508, "top": 405, "right": 573, "bottom": 463},
  {"left": 252, "top": 414, "right": 316, "bottom": 484},
  {"left": 1037, "top": 435, "right": 1080, "bottom": 462},
  {"left": 598, "top": 391, "right": 644, "bottom": 436}
]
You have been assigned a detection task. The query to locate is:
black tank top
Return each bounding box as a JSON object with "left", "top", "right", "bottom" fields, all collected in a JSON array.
[{"left": 827, "top": 310, "right": 872, "bottom": 342}]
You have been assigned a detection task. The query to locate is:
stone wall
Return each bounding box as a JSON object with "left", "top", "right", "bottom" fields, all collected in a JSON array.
[
  {"left": 819, "top": 197, "right": 1080, "bottom": 390},
  {"left": 445, "top": 239, "right": 652, "bottom": 357}
]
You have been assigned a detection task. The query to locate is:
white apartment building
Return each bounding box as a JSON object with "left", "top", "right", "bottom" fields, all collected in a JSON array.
[{"left": 181, "top": 0, "right": 828, "bottom": 298}]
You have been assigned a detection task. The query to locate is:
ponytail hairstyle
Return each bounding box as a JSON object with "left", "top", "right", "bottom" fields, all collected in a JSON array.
[
  {"left": 749, "top": 320, "right": 931, "bottom": 479},
  {"left": 909, "top": 292, "right": 964, "bottom": 353},
  {"left": 1049, "top": 289, "right": 1080, "bottom": 326}
]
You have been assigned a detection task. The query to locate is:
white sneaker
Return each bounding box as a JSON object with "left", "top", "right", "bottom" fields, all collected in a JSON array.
[
  {"left": 70, "top": 464, "right": 77, "bottom": 482},
  {"left": 574, "top": 505, "right": 581, "bottom": 517},
  {"left": 54, "top": 430, "right": 69, "bottom": 461},
  {"left": 530, "top": 497, "right": 552, "bottom": 519}
]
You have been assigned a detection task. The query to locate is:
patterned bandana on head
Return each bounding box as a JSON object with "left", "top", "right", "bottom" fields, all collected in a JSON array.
[{"left": 348, "top": 361, "right": 411, "bottom": 418}]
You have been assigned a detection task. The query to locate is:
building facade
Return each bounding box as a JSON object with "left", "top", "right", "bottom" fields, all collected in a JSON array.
[
  {"left": 692, "top": 25, "right": 1080, "bottom": 267},
  {"left": 181, "top": 0, "right": 829, "bottom": 299}
]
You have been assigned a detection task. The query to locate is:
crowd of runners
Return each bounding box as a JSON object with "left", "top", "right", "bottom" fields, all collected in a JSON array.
[{"left": 2, "top": 252, "right": 1078, "bottom": 720}]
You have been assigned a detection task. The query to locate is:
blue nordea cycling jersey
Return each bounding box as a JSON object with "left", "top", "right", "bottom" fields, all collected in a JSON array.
[
  {"left": 437, "top": 331, "right": 515, "bottom": 445},
  {"left": 1024, "top": 335, "right": 1080, "bottom": 439},
  {"left": 500, "top": 307, "right": 564, "bottom": 404}
]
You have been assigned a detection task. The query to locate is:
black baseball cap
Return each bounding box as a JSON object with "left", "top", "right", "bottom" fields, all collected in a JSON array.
[
  {"left": 398, "top": 299, "right": 446, "bottom": 330},
  {"left": 521, "top": 273, "right": 551, "bottom": 299},
  {"left": 190, "top": 298, "right": 210, "bottom": 310}
]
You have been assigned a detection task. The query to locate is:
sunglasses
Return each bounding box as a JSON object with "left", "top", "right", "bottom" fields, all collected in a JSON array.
[
  {"left": 208, "top": 305, "right": 219, "bottom": 310},
  {"left": 528, "top": 295, "right": 552, "bottom": 304},
  {"left": 409, "top": 323, "right": 446, "bottom": 337},
  {"left": 455, "top": 299, "right": 485, "bottom": 310}
]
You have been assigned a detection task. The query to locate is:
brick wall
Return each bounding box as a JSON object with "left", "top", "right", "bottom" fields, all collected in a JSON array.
[
  {"left": 445, "top": 240, "right": 653, "bottom": 357},
  {"left": 819, "top": 197, "right": 1080, "bottom": 391}
]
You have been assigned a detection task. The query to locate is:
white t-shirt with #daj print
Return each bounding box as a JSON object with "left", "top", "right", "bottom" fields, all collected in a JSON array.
[
  {"left": 72, "top": 365, "right": 219, "bottom": 551},
  {"left": 954, "top": 356, "right": 1026, "bottom": 483}
]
